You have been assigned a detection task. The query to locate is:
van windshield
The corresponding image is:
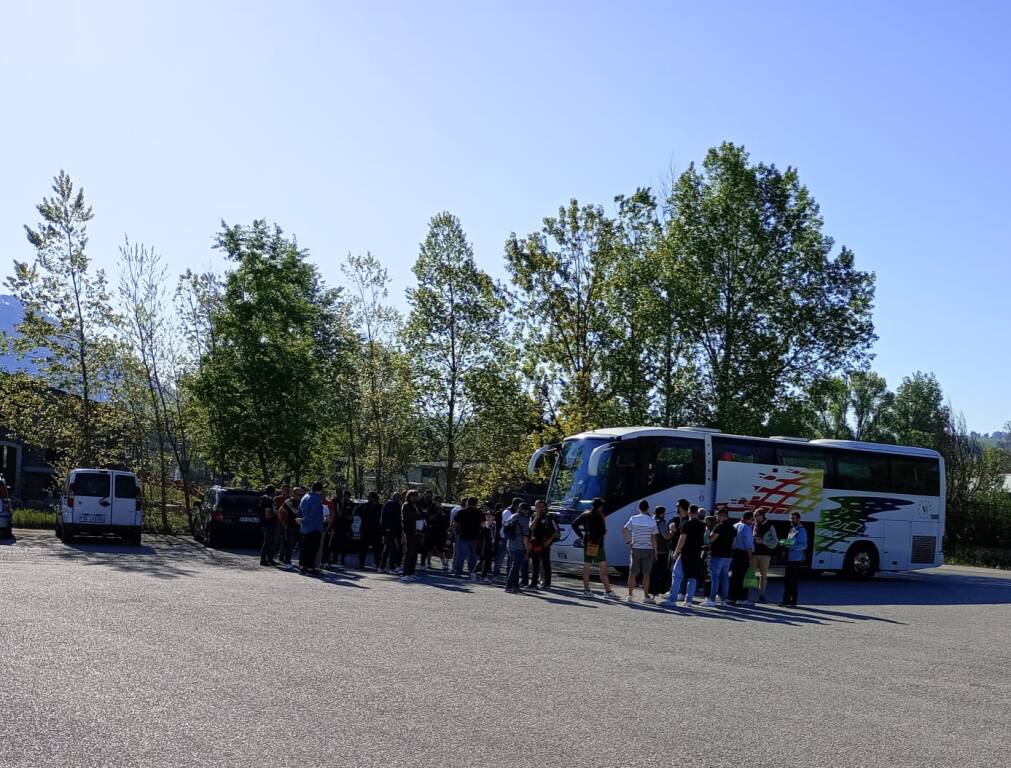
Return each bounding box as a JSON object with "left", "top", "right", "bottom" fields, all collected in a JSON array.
[{"left": 74, "top": 472, "right": 110, "bottom": 497}]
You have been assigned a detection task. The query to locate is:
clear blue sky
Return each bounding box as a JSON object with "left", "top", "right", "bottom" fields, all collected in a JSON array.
[{"left": 2, "top": 1, "right": 1008, "bottom": 432}]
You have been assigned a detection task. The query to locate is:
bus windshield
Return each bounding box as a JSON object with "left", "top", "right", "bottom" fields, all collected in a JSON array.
[{"left": 546, "top": 438, "right": 609, "bottom": 511}]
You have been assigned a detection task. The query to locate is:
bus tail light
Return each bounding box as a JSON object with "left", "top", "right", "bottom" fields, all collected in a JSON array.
[{"left": 212, "top": 505, "right": 224, "bottom": 522}]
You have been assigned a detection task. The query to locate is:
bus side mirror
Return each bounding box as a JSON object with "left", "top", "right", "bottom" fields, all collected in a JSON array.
[
  {"left": 587, "top": 443, "right": 616, "bottom": 477},
  {"left": 527, "top": 445, "right": 558, "bottom": 476}
]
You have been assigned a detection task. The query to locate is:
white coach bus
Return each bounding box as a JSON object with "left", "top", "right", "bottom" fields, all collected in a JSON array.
[{"left": 529, "top": 427, "right": 945, "bottom": 579}]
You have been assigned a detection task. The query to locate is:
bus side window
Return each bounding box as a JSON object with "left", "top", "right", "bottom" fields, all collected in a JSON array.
[
  {"left": 889, "top": 457, "right": 940, "bottom": 495},
  {"left": 834, "top": 452, "right": 889, "bottom": 492}
]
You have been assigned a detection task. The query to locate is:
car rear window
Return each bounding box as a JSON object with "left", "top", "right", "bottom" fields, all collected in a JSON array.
[
  {"left": 219, "top": 492, "right": 261, "bottom": 514},
  {"left": 115, "top": 475, "right": 139, "bottom": 499},
  {"left": 73, "top": 472, "right": 111, "bottom": 497}
]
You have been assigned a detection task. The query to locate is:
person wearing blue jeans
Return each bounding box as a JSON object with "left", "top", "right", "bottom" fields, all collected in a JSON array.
[
  {"left": 665, "top": 507, "right": 707, "bottom": 607},
  {"left": 667, "top": 499, "right": 691, "bottom": 598},
  {"left": 503, "top": 503, "right": 531, "bottom": 592},
  {"left": 452, "top": 497, "right": 483, "bottom": 577},
  {"left": 702, "top": 508, "right": 735, "bottom": 607}
]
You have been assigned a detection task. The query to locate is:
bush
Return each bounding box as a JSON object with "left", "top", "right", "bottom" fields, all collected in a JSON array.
[{"left": 945, "top": 544, "right": 1011, "bottom": 570}]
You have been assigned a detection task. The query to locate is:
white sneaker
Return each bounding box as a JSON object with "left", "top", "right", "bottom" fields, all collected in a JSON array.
[
  {"left": 645, "top": 596, "right": 656, "bottom": 604},
  {"left": 682, "top": 598, "right": 695, "bottom": 607},
  {"left": 604, "top": 591, "right": 620, "bottom": 600},
  {"left": 716, "top": 599, "right": 727, "bottom": 608},
  {"left": 582, "top": 590, "right": 595, "bottom": 597},
  {"left": 701, "top": 599, "right": 717, "bottom": 607},
  {"left": 676, "top": 593, "right": 685, "bottom": 602},
  {"left": 400, "top": 575, "right": 412, "bottom": 583}
]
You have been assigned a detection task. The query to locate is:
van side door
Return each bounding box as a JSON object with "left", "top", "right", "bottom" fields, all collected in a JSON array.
[{"left": 111, "top": 472, "right": 140, "bottom": 529}]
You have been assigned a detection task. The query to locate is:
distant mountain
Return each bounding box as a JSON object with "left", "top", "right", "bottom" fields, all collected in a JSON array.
[{"left": 0, "top": 294, "right": 40, "bottom": 374}]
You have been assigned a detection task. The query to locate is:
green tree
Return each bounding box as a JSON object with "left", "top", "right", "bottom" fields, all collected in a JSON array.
[
  {"left": 662, "top": 143, "right": 877, "bottom": 433},
  {"left": 191, "top": 221, "right": 322, "bottom": 484},
  {"left": 505, "top": 199, "right": 618, "bottom": 432},
  {"left": 891, "top": 371, "right": 944, "bottom": 449},
  {"left": 343, "top": 252, "right": 415, "bottom": 493},
  {"left": 848, "top": 370, "right": 894, "bottom": 442},
  {"left": 4, "top": 171, "right": 122, "bottom": 474},
  {"left": 405, "top": 212, "right": 504, "bottom": 500}
]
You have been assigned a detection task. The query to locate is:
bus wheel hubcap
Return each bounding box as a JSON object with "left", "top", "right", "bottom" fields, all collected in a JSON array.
[{"left": 854, "top": 552, "right": 871, "bottom": 574}]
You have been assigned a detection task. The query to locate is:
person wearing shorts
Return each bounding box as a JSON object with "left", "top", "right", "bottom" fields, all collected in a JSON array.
[
  {"left": 623, "top": 499, "right": 658, "bottom": 603},
  {"left": 571, "top": 497, "right": 618, "bottom": 599}
]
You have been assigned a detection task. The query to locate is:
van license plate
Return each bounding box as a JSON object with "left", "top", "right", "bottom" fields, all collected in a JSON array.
[
  {"left": 80, "top": 514, "right": 105, "bottom": 523},
  {"left": 239, "top": 516, "right": 259, "bottom": 523}
]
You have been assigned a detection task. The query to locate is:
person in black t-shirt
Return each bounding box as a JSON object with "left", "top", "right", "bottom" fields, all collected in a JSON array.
[
  {"left": 452, "top": 497, "right": 484, "bottom": 578},
  {"left": 259, "top": 485, "right": 277, "bottom": 566},
  {"left": 667, "top": 511, "right": 706, "bottom": 606},
  {"left": 528, "top": 499, "right": 560, "bottom": 589},
  {"left": 702, "top": 508, "right": 735, "bottom": 607},
  {"left": 358, "top": 491, "right": 384, "bottom": 570},
  {"left": 571, "top": 497, "right": 618, "bottom": 599},
  {"left": 649, "top": 506, "right": 672, "bottom": 599}
]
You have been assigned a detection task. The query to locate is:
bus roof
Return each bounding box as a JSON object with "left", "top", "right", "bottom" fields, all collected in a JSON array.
[{"left": 567, "top": 427, "right": 942, "bottom": 459}]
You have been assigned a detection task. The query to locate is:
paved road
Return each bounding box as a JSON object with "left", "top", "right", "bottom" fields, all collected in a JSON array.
[{"left": 2, "top": 529, "right": 1010, "bottom": 768}]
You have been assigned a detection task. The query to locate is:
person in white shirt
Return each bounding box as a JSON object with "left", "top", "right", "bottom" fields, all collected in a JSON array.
[{"left": 623, "top": 500, "right": 659, "bottom": 603}]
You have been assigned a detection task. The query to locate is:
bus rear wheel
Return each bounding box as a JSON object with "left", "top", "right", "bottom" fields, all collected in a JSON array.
[{"left": 843, "top": 542, "right": 878, "bottom": 580}]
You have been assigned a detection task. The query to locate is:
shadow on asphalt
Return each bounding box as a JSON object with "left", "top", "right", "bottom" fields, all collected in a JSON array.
[{"left": 799, "top": 570, "right": 1011, "bottom": 607}]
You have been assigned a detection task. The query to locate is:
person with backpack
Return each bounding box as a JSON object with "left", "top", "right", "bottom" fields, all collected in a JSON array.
[
  {"left": 503, "top": 502, "right": 531, "bottom": 593},
  {"left": 571, "top": 497, "right": 619, "bottom": 599},
  {"left": 728, "top": 510, "right": 755, "bottom": 606},
  {"left": 780, "top": 511, "right": 808, "bottom": 607},
  {"left": 752, "top": 508, "right": 778, "bottom": 603},
  {"left": 528, "top": 499, "right": 560, "bottom": 590}
]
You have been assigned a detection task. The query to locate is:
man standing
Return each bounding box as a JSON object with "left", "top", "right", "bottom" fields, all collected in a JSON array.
[
  {"left": 701, "top": 508, "right": 735, "bottom": 607},
  {"left": 358, "top": 491, "right": 384, "bottom": 570},
  {"left": 400, "top": 490, "right": 422, "bottom": 583},
  {"left": 667, "top": 507, "right": 706, "bottom": 607},
  {"left": 780, "top": 512, "right": 808, "bottom": 607},
  {"left": 728, "top": 510, "right": 755, "bottom": 606},
  {"left": 649, "top": 506, "right": 672, "bottom": 600},
  {"left": 379, "top": 491, "right": 403, "bottom": 574},
  {"left": 503, "top": 502, "right": 531, "bottom": 593},
  {"left": 571, "top": 497, "right": 619, "bottom": 599},
  {"left": 452, "top": 496, "right": 483, "bottom": 579},
  {"left": 498, "top": 497, "right": 522, "bottom": 582},
  {"left": 623, "top": 500, "right": 658, "bottom": 603},
  {"left": 259, "top": 484, "right": 277, "bottom": 567},
  {"left": 752, "top": 508, "right": 777, "bottom": 603},
  {"left": 296, "top": 482, "right": 326, "bottom": 575},
  {"left": 667, "top": 499, "right": 691, "bottom": 601},
  {"left": 528, "top": 499, "right": 559, "bottom": 590}
]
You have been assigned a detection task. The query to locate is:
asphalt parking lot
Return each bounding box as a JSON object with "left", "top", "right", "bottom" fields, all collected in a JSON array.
[{"left": 2, "top": 528, "right": 1010, "bottom": 768}]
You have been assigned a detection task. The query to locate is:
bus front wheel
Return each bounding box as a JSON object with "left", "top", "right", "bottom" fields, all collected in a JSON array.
[{"left": 843, "top": 542, "right": 878, "bottom": 580}]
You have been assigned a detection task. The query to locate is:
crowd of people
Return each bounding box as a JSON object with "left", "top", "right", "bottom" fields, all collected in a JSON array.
[{"left": 255, "top": 483, "right": 809, "bottom": 608}]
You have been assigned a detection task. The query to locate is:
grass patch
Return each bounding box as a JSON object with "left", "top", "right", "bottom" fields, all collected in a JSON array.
[
  {"left": 945, "top": 544, "right": 1011, "bottom": 570},
  {"left": 13, "top": 506, "right": 193, "bottom": 535},
  {"left": 12, "top": 507, "right": 55, "bottom": 529}
]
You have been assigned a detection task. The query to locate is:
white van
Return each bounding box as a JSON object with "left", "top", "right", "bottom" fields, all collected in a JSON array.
[{"left": 56, "top": 469, "right": 143, "bottom": 545}]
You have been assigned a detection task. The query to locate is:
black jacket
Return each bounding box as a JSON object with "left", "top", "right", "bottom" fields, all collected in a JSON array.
[{"left": 381, "top": 500, "right": 402, "bottom": 536}]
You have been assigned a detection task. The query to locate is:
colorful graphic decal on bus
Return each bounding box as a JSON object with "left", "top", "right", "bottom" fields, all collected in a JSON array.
[
  {"left": 714, "top": 462, "right": 823, "bottom": 517},
  {"left": 814, "top": 496, "right": 913, "bottom": 554}
]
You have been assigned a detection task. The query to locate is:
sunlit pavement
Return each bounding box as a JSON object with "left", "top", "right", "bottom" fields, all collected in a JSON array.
[{"left": 3, "top": 528, "right": 1010, "bottom": 768}]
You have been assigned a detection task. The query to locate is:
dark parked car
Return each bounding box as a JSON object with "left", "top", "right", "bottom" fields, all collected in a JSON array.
[{"left": 194, "top": 487, "right": 265, "bottom": 548}]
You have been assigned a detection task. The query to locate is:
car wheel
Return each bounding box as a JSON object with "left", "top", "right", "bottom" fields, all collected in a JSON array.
[
  {"left": 205, "top": 526, "right": 217, "bottom": 549},
  {"left": 55, "top": 519, "right": 63, "bottom": 540},
  {"left": 63, "top": 524, "right": 76, "bottom": 544},
  {"left": 843, "top": 542, "right": 878, "bottom": 580}
]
